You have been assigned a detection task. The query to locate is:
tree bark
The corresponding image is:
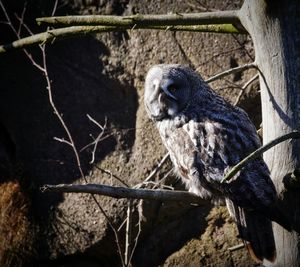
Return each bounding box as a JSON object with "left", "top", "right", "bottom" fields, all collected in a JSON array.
[{"left": 239, "top": 0, "right": 300, "bottom": 266}]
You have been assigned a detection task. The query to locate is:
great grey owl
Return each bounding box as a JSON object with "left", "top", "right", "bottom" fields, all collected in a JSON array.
[{"left": 144, "top": 64, "right": 290, "bottom": 263}]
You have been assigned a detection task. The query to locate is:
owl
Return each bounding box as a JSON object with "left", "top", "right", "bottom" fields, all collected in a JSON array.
[{"left": 144, "top": 64, "right": 291, "bottom": 263}]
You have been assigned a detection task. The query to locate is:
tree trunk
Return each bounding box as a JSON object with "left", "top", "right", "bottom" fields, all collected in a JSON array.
[{"left": 239, "top": 0, "right": 300, "bottom": 266}]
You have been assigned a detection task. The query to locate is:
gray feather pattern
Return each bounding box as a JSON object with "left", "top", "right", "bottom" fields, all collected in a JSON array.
[{"left": 144, "top": 64, "right": 290, "bottom": 263}]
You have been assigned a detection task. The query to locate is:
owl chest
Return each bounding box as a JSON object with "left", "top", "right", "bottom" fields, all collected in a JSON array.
[
  {"left": 158, "top": 119, "right": 229, "bottom": 184},
  {"left": 158, "top": 121, "right": 200, "bottom": 178}
]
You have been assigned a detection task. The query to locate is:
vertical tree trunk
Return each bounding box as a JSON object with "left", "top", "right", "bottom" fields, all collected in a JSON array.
[{"left": 239, "top": 0, "right": 300, "bottom": 266}]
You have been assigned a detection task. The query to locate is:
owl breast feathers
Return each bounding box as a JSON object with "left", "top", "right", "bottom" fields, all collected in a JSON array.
[{"left": 144, "top": 64, "right": 291, "bottom": 264}]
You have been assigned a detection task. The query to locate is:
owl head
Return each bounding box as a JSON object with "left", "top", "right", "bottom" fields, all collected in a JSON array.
[{"left": 144, "top": 64, "right": 209, "bottom": 121}]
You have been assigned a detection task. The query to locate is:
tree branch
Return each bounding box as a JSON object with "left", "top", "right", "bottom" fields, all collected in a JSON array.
[
  {"left": 0, "top": 23, "right": 245, "bottom": 54},
  {"left": 205, "top": 62, "right": 257, "bottom": 83},
  {"left": 41, "top": 183, "right": 207, "bottom": 205},
  {"left": 234, "top": 73, "right": 259, "bottom": 106},
  {"left": 0, "top": 26, "right": 116, "bottom": 53},
  {"left": 40, "top": 132, "right": 300, "bottom": 209},
  {"left": 36, "top": 10, "right": 243, "bottom": 28},
  {"left": 221, "top": 131, "right": 300, "bottom": 183}
]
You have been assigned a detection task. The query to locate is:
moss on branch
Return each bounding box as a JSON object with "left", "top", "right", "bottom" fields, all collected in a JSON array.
[{"left": 0, "top": 24, "right": 244, "bottom": 54}]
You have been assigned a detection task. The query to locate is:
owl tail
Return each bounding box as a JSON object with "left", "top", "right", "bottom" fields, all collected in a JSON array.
[{"left": 226, "top": 200, "right": 276, "bottom": 263}]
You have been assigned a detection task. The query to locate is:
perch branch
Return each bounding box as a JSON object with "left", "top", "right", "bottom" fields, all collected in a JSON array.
[
  {"left": 36, "top": 11, "right": 243, "bottom": 27},
  {"left": 41, "top": 183, "right": 207, "bottom": 205},
  {"left": 221, "top": 131, "right": 300, "bottom": 183},
  {"left": 0, "top": 24, "right": 244, "bottom": 54},
  {"left": 205, "top": 62, "right": 257, "bottom": 83}
]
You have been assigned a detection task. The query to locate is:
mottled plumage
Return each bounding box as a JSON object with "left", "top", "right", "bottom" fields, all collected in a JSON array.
[{"left": 144, "top": 64, "right": 290, "bottom": 263}]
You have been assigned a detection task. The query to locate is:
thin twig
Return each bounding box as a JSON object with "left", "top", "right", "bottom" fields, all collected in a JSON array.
[
  {"left": 205, "top": 62, "right": 257, "bottom": 83},
  {"left": 81, "top": 115, "right": 113, "bottom": 164},
  {"left": 15, "top": 14, "right": 34, "bottom": 35},
  {"left": 124, "top": 199, "right": 133, "bottom": 267},
  {"left": 51, "top": 0, "right": 59, "bottom": 17},
  {"left": 94, "top": 166, "right": 129, "bottom": 187},
  {"left": 234, "top": 73, "right": 259, "bottom": 106},
  {"left": 53, "top": 137, "right": 73, "bottom": 146},
  {"left": 87, "top": 114, "right": 105, "bottom": 130},
  {"left": 0, "top": 0, "right": 44, "bottom": 71},
  {"left": 128, "top": 199, "right": 143, "bottom": 263},
  {"left": 228, "top": 243, "right": 245, "bottom": 252},
  {"left": 16, "top": 2, "right": 27, "bottom": 36},
  {"left": 41, "top": 183, "right": 207, "bottom": 205},
  {"left": 221, "top": 131, "right": 300, "bottom": 183},
  {"left": 134, "top": 153, "right": 170, "bottom": 188}
]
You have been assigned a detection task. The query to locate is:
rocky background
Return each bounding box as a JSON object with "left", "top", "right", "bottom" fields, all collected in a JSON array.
[{"left": 0, "top": 0, "right": 260, "bottom": 266}]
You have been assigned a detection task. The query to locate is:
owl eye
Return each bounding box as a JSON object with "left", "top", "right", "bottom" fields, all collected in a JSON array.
[{"left": 167, "top": 84, "right": 178, "bottom": 94}]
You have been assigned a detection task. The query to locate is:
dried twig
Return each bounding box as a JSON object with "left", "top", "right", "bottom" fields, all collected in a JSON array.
[
  {"left": 205, "top": 62, "right": 257, "bottom": 83},
  {"left": 81, "top": 115, "right": 113, "bottom": 164},
  {"left": 0, "top": 0, "right": 44, "bottom": 71},
  {"left": 94, "top": 166, "right": 129, "bottom": 187},
  {"left": 234, "top": 73, "right": 259, "bottom": 106},
  {"left": 16, "top": 2, "right": 27, "bottom": 35},
  {"left": 228, "top": 243, "right": 245, "bottom": 252},
  {"left": 134, "top": 153, "right": 170, "bottom": 188},
  {"left": 128, "top": 199, "right": 143, "bottom": 263},
  {"left": 124, "top": 199, "right": 133, "bottom": 267}
]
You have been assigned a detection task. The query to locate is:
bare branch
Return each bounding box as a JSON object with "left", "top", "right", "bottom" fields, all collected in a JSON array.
[
  {"left": 41, "top": 183, "right": 207, "bottom": 205},
  {"left": 0, "top": 23, "right": 245, "bottom": 54},
  {"left": 53, "top": 137, "right": 73, "bottom": 146},
  {"left": 221, "top": 131, "right": 300, "bottom": 183},
  {"left": 36, "top": 11, "right": 243, "bottom": 28},
  {"left": 228, "top": 243, "right": 245, "bottom": 252},
  {"left": 0, "top": 0, "right": 44, "bottom": 70},
  {"left": 124, "top": 200, "right": 133, "bottom": 267},
  {"left": 205, "top": 62, "right": 257, "bottom": 83},
  {"left": 0, "top": 0, "right": 18, "bottom": 36},
  {"left": 137, "top": 153, "right": 170, "bottom": 186},
  {"left": 51, "top": 0, "right": 59, "bottom": 17},
  {"left": 129, "top": 199, "right": 142, "bottom": 263},
  {"left": 234, "top": 73, "right": 259, "bottom": 106},
  {"left": 87, "top": 114, "right": 105, "bottom": 130},
  {"left": 81, "top": 115, "right": 112, "bottom": 164},
  {"left": 94, "top": 166, "right": 130, "bottom": 187},
  {"left": 0, "top": 26, "right": 113, "bottom": 53},
  {"left": 16, "top": 2, "right": 27, "bottom": 36}
]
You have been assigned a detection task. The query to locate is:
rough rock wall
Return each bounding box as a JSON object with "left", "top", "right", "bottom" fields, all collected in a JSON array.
[{"left": 0, "top": 0, "right": 259, "bottom": 266}]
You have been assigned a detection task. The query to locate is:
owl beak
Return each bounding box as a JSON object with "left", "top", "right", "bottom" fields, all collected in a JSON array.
[{"left": 152, "top": 113, "right": 167, "bottom": 121}]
